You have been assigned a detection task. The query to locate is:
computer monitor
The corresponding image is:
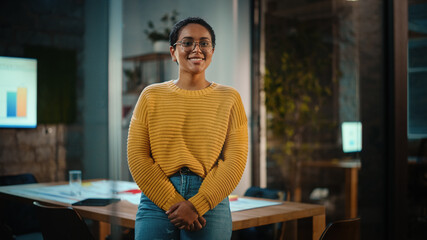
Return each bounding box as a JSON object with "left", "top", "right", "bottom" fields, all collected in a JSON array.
[
  {"left": 341, "top": 121, "right": 362, "bottom": 153},
  {"left": 0, "top": 56, "right": 37, "bottom": 128}
]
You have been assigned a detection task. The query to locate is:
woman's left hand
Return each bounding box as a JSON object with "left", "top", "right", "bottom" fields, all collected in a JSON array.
[
  {"left": 166, "top": 201, "right": 199, "bottom": 229},
  {"left": 185, "top": 216, "right": 206, "bottom": 231}
]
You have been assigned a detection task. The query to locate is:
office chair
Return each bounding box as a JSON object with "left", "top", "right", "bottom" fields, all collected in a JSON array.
[
  {"left": 319, "top": 217, "right": 360, "bottom": 240},
  {"left": 0, "top": 173, "right": 42, "bottom": 240},
  {"left": 0, "top": 173, "right": 37, "bottom": 186},
  {"left": 244, "top": 186, "right": 286, "bottom": 200},
  {"left": 33, "top": 201, "right": 95, "bottom": 240}
]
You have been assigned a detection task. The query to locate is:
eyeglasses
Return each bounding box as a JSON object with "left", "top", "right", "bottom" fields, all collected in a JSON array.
[{"left": 174, "top": 39, "right": 213, "bottom": 52}]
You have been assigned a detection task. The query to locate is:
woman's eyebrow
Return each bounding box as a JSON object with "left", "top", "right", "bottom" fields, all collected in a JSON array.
[{"left": 181, "top": 37, "right": 211, "bottom": 40}]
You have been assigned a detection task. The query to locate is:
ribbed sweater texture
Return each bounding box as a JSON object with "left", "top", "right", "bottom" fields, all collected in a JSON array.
[{"left": 127, "top": 80, "right": 248, "bottom": 216}]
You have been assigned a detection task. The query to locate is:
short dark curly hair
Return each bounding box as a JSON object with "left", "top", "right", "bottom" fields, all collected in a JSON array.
[{"left": 169, "top": 17, "right": 216, "bottom": 49}]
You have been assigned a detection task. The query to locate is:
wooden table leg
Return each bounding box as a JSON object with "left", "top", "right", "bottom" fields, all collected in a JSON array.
[
  {"left": 345, "top": 168, "right": 358, "bottom": 218},
  {"left": 93, "top": 221, "right": 111, "bottom": 240},
  {"left": 296, "top": 214, "right": 325, "bottom": 240},
  {"left": 312, "top": 214, "right": 325, "bottom": 240}
]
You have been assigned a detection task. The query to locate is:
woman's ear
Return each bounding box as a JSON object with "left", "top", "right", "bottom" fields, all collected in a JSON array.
[{"left": 170, "top": 46, "right": 177, "bottom": 62}]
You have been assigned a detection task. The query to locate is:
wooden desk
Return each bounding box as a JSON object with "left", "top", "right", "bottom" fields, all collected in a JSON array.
[
  {"left": 0, "top": 181, "right": 325, "bottom": 240},
  {"left": 296, "top": 159, "right": 360, "bottom": 219}
]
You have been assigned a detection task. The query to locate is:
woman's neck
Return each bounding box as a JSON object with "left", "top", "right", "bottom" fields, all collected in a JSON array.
[{"left": 174, "top": 72, "right": 210, "bottom": 90}]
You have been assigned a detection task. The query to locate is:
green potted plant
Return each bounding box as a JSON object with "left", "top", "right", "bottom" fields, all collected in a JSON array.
[
  {"left": 264, "top": 23, "right": 332, "bottom": 200},
  {"left": 144, "top": 10, "right": 179, "bottom": 52}
]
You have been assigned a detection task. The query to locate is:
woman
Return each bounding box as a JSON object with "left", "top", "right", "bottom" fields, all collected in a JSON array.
[{"left": 128, "top": 17, "right": 248, "bottom": 240}]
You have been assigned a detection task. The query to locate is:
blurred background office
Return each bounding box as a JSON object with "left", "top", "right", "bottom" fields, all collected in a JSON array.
[{"left": 0, "top": 0, "right": 426, "bottom": 239}]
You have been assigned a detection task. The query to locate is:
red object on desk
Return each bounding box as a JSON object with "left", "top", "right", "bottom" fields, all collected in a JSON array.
[
  {"left": 229, "top": 195, "right": 238, "bottom": 201},
  {"left": 118, "top": 189, "right": 141, "bottom": 194}
]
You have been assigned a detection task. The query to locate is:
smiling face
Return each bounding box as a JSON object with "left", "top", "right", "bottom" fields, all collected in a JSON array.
[{"left": 170, "top": 23, "right": 215, "bottom": 76}]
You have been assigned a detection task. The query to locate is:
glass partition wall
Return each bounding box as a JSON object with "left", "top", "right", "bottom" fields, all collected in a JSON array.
[
  {"left": 263, "top": 0, "right": 362, "bottom": 222},
  {"left": 407, "top": 0, "right": 427, "bottom": 239},
  {"left": 261, "top": 0, "right": 426, "bottom": 238}
]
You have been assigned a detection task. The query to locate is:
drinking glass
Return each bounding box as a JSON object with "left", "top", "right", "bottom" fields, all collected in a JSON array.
[{"left": 69, "top": 170, "right": 82, "bottom": 196}]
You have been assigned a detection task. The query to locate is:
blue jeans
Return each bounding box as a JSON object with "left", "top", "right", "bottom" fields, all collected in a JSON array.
[{"left": 134, "top": 171, "right": 232, "bottom": 240}]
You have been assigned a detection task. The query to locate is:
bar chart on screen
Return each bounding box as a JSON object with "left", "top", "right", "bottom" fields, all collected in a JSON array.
[
  {"left": 5, "top": 87, "right": 27, "bottom": 117},
  {"left": 0, "top": 56, "right": 37, "bottom": 128}
]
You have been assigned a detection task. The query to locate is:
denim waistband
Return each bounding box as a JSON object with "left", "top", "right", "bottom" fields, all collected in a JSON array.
[{"left": 171, "top": 167, "right": 198, "bottom": 177}]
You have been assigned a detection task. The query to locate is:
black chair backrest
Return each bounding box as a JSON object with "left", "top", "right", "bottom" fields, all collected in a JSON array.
[
  {"left": 244, "top": 186, "right": 286, "bottom": 200},
  {"left": 0, "top": 173, "right": 37, "bottom": 186},
  {"left": 319, "top": 218, "right": 360, "bottom": 240},
  {"left": 0, "top": 173, "right": 39, "bottom": 235},
  {"left": 33, "top": 201, "right": 95, "bottom": 240}
]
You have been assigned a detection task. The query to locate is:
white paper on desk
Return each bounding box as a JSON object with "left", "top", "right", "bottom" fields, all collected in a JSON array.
[
  {"left": 88, "top": 180, "right": 141, "bottom": 204},
  {"left": 8, "top": 180, "right": 141, "bottom": 205},
  {"left": 118, "top": 193, "right": 141, "bottom": 205},
  {"left": 9, "top": 185, "right": 83, "bottom": 204},
  {"left": 230, "top": 198, "right": 282, "bottom": 212}
]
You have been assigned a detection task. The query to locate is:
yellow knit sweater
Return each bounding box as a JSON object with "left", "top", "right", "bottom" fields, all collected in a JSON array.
[{"left": 127, "top": 80, "right": 248, "bottom": 216}]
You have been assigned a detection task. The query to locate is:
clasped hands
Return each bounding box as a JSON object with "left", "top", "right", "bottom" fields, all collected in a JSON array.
[{"left": 166, "top": 200, "right": 206, "bottom": 231}]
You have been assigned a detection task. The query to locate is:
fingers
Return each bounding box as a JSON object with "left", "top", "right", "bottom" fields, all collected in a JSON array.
[
  {"left": 170, "top": 218, "right": 187, "bottom": 229},
  {"left": 166, "top": 201, "right": 203, "bottom": 231},
  {"left": 169, "top": 218, "right": 181, "bottom": 225},
  {"left": 173, "top": 218, "right": 206, "bottom": 232},
  {"left": 186, "top": 218, "right": 205, "bottom": 232},
  {"left": 169, "top": 215, "right": 191, "bottom": 229},
  {"left": 174, "top": 221, "right": 189, "bottom": 230},
  {"left": 186, "top": 223, "right": 195, "bottom": 231},
  {"left": 172, "top": 218, "right": 204, "bottom": 231},
  {"left": 167, "top": 211, "right": 177, "bottom": 220},
  {"left": 193, "top": 219, "right": 202, "bottom": 231},
  {"left": 198, "top": 216, "right": 206, "bottom": 227},
  {"left": 166, "top": 203, "right": 179, "bottom": 215}
]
